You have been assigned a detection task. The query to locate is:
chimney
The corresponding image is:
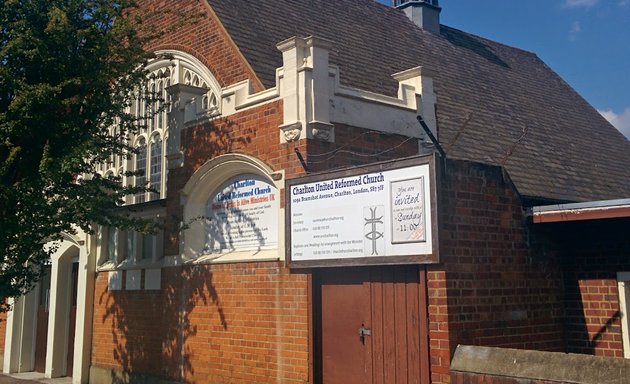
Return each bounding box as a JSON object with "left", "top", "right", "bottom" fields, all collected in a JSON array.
[{"left": 393, "top": 0, "right": 441, "bottom": 34}]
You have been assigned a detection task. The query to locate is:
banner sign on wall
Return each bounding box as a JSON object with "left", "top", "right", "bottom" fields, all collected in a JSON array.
[
  {"left": 205, "top": 174, "right": 279, "bottom": 253},
  {"left": 286, "top": 156, "right": 438, "bottom": 267}
]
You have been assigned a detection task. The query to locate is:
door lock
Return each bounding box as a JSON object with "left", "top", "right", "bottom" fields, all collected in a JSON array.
[{"left": 358, "top": 324, "right": 371, "bottom": 344}]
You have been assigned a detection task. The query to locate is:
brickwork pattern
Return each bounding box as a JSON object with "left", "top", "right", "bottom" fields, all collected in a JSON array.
[
  {"left": 163, "top": 100, "right": 305, "bottom": 256},
  {"left": 307, "top": 125, "right": 419, "bottom": 172},
  {"left": 92, "top": 3, "right": 580, "bottom": 383},
  {"left": 92, "top": 262, "right": 309, "bottom": 383},
  {"left": 138, "top": 0, "right": 264, "bottom": 93},
  {"left": 428, "top": 160, "right": 565, "bottom": 384},
  {"left": 534, "top": 217, "right": 630, "bottom": 358}
]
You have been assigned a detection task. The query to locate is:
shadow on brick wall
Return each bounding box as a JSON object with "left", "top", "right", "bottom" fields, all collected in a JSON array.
[
  {"left": 535, "top": 217, "right": 630, "bottom": 357},
  {"left": 100, "top": 265, "right": 226, "bottom": 384}
]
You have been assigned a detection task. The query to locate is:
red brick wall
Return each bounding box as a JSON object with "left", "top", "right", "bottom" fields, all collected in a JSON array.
[
  {"left": 428, "top": 160, "right": 565, "bottom": 384},
  {"left": 0, "top": 310, "right": 6, "bottom": 354},
  {"left": 92, "top": 262, "right": 309, "bottom": 383},
  {"left": 533, "top": 217, "right": 630, "bottom": 358},
  {"left": 137, "top": 0, "right": 265, "bottom": 93},
  {"left": 163, "top": 100, "right": 305, "bottom": 256},
  {"left": 307, "top": 124, "right": 419, "bottom": 172},
  {"left": 98, "top": 4, "right": 580, "bottom": 382}
]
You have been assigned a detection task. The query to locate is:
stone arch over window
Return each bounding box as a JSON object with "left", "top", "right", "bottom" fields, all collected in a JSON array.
[
  {"left": 123, "top": 50, "right": 221, "bottom": 205},
  {"left": 180, "top": 154, "right": 284, "bottom": 263},
  {"left": 147, "top": 50, "right": 222, "bottom": 116}
]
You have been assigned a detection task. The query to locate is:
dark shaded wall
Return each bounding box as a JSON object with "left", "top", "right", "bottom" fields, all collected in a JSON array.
[
  {"left": 532, "top": 217, "right": 630, "bottom": 357},
  {"left": 428, "top": 160, "right": 566, "bottom": 384}
]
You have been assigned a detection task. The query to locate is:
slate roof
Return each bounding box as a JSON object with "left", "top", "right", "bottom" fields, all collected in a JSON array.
[{"left": 207, "top": 0, "right": 630, "bottom": 203}]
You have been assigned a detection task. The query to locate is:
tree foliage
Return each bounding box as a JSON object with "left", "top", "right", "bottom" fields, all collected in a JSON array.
[{"left": 0, "top": 0, "right": 160, "bottom": 311}]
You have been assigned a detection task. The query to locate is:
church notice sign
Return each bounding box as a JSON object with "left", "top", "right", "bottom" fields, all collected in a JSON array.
[
  {"left": 205, "top": 174, "right": 279, "bottom": 253},
  {"left": 286, "top": 156, "right": 438, "bottom": 267}
]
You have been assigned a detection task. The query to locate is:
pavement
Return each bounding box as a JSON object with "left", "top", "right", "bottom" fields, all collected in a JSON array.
[{"left": 0, "top": 373, "right": 72, "bottom": 384}]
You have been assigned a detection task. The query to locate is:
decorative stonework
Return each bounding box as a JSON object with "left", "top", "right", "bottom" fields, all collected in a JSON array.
[
  {"left": 309, "top": 121, "right": 335, "bottom": 142},
  {"left": 166, "top": 152, "right": 184, "bottom": 169},
  {"left": 280, "top": 121, "right": 303, "bottom": 142}
]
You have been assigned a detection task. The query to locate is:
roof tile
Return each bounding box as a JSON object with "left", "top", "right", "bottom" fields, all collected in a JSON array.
[{"left": 207, "top": 0, "right": 630, "bottom": 202}]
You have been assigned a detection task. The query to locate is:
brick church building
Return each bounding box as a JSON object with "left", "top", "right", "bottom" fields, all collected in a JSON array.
[{"left": 2, "top": 1, "right": 630, "bottom": 383}]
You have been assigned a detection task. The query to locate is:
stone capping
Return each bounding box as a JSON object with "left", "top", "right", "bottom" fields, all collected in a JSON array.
[{"left": 451, "top": 345, "right": 630, "bottom": 384}]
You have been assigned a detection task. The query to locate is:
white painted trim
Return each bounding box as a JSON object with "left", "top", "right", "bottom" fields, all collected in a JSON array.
[
  {"left": 212, "top": 36, "right": 436, "bottom": 144},
  {"left": 72, "top": 233, "right": 96, "bottom": 384},
  {"left": 144, "top": 269, "right": 161, "bottom": 290},
  {"left": 2, "top": 292, "right": 37, "bottom": 374},
  {"left": 125, "top": 270, "right": 141, "bottom": 290},
  {"left": 618, "top": 272, "right": 630, "bottom": 358},
  {"left": 3, "top": 233, "right": 94, "bottom": 383},
  {"left": 2, "top": 298, "right": 15, "bottom": 373},
  {"left": 108, "top": 271, "right": 122, "bottom": 291},
  {"left": 180, "top": 154, "right": 285, "bottom": 263},
  {"left": 221, "top": 79, "right": 280, "bottom": 115},
  {"left": 46, "top": 240, "right": 81, "bottom": 378}
]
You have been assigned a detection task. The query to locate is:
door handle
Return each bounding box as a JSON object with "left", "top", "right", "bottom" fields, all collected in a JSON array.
[{"left": 358, "top": 324, "right": 371, "bottom": 344}]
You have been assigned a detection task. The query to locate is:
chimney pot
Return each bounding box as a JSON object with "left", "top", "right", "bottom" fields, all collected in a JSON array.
[{"left": 394, "top": 0, "right": 441, "bottom": 34}]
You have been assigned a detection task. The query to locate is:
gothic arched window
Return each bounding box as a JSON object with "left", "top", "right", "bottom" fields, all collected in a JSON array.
[
  {"left": 135, "top": 137, "right": 147, "bottom": 204},
  {"left": 149, "top": 135, "right": 162, "bottom": 200}
]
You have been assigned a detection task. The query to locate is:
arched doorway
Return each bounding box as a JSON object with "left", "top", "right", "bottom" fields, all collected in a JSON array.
[
  {"left": 33, "top": 243, "right": 80, "bottom": 377},
  {"left": 3, "top": 234, "right": 94, "bottom": 382}
]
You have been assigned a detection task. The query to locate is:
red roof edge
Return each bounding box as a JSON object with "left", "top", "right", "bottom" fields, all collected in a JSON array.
[{"left": 529, "top": 198, "right": 630, "bottom": 223}]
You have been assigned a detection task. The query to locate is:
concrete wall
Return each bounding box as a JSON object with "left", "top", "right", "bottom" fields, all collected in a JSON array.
[{"left": 450, "top": 345, "right": 630, "bottom": 384}]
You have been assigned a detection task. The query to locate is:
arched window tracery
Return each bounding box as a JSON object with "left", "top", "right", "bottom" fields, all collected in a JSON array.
[
  {"left": 99, "top": 50, "right": 221, "bottom": 203},
  {"left": 135, "top": 137, "right": 147, "bottom": 204},
  {"left": 149, "top": 135, "right": 162, "bottom": 200}
]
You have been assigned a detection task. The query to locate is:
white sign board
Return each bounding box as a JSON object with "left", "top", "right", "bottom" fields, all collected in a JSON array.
[
  {"left": 288, "top": 161, "right": 434, "bottom": 265},
  {"left": 205, "top": 174, "right": 279, "bottom": 253}
]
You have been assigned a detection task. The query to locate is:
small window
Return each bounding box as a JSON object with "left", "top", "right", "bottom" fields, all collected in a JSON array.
[
  {"left": 106, "top": 227, "right": 119, "bottom": 264},
  {"left": 123, "top": 231, "right": 162, "bottom": 263},
  {"left": 157, "top": 80, "right": 164, "bottom": 129},
  {"left": 149, "top": 136, "right": 162, "bottom": 200},
  {"left": 135, "top": 89, "right": 143, "bottom": 130},
  {"left": 142, "top": 234, "right": 156, "bottom": 260},
  {"left": 126, "top": 231, "right": 137, "bottom": 261},
  {"left": 149, "top": 82, "right": 156, "bottom": 130},
  {"left": 135, "top": 138, "right": 147, "bottom": 203}
]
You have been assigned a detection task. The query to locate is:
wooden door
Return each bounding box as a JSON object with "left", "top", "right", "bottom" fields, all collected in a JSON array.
[
  {"left": 317, "top": 268, "right": 373, "bottom": 384},
  {"left": 66, "top": 261, "right": 79, "bottom": 376},
  {"left": 314, "top": 265, "right": 429, "bottom": 384},
  {"left": 34, "top": 265, "right": 51, "bottom": 373}
]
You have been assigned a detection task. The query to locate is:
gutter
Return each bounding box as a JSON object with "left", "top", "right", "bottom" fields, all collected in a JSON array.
[{"left": 528, "top": 198, "right": 630, "bottom": 223}]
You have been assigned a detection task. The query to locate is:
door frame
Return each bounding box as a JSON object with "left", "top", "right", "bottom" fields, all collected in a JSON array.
[{"left": 3, "top": 233, "right": 96, "bottom": 383}]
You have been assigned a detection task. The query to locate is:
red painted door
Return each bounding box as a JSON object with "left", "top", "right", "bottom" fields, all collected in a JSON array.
[
  {"left": 314, "top": 266, "right": 429, "bottom": 384},
  {"left": 317, "top": 268, "right": 373, "bottom": 384},
  {"left": 34, "top": 266, "right": 51, "bottom": 373}
]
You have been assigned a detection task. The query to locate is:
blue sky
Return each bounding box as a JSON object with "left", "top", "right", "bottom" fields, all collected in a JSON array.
[{"left": 378, "top": 0, "right": 630, "bottom": 138}]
